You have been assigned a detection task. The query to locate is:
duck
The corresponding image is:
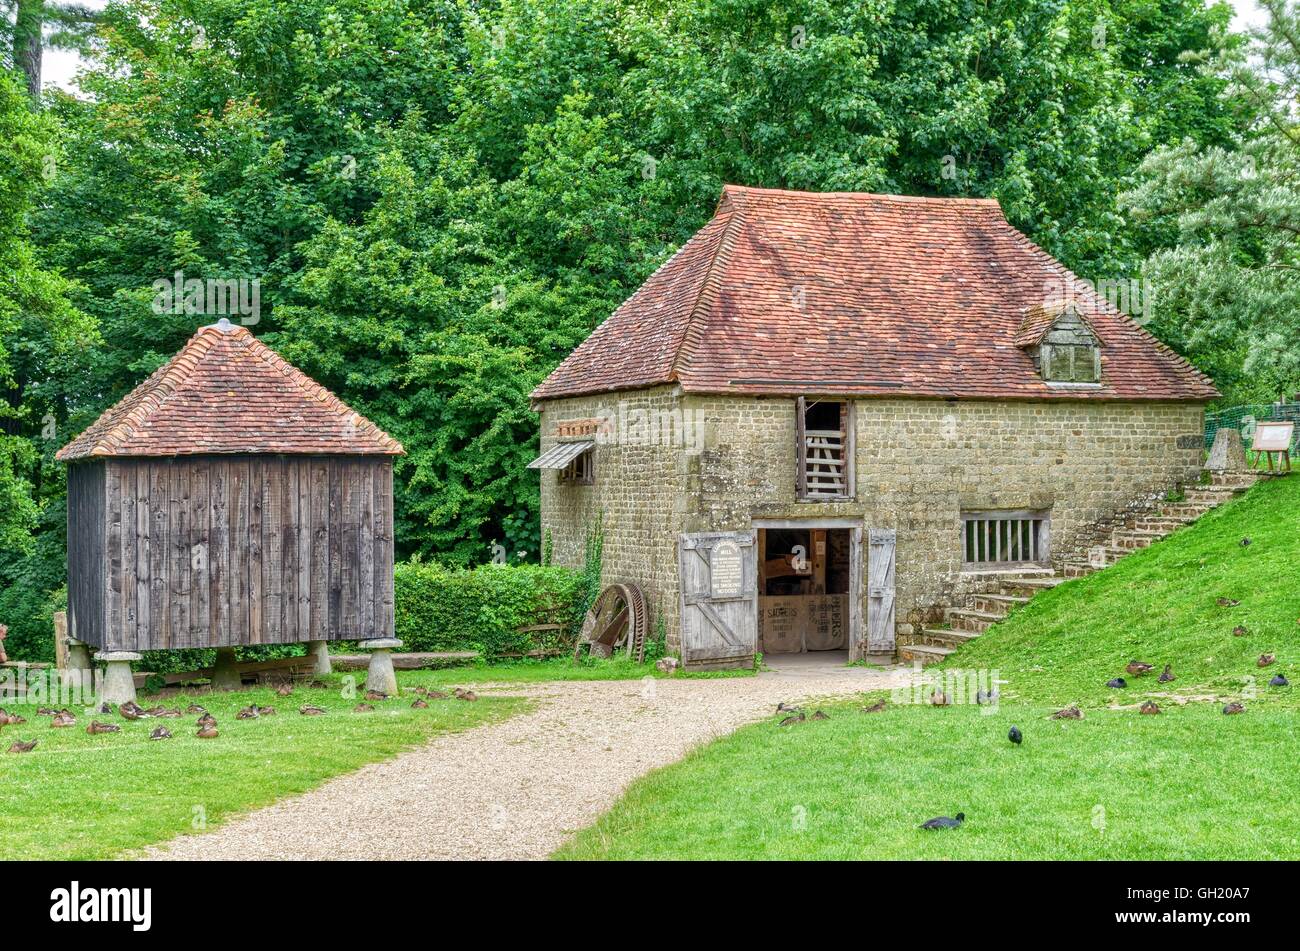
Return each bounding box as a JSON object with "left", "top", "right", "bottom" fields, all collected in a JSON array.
[
  {"left": 1140, "top": 701, "right": 1161, "bottom": 715},
  {"left": 50, "top": 711, "right": 76, "bottom": 728},
  {"left": 776, "top": 701, "right": 800, "bottom": 712},
  {"left": 1158, "top": 664, "right": 1175, "bottom": 683},
  {"left": 1258, "top": 653, "right": 1276, "bottom": 667},
  {"left": 1106, "top": 677, "right": 1127, "bottom": 689},
  {"left": 36, "top": 706, "right": 56, "bottom": 717},
  {"left": 276, "top": 683, "right": 294, "bottom": 697},
  {"left": 1217, "top": 597, "right": 1241, "bottom": 607},
  {"left": 920, "top": 813, "right": 965, "bottom": 830},
  {"left": 1233, "top": 625, "right": 1249, "bottom": 637},
  {"left": 1125, "top": 661, "right": 1154, "bottom": 677},
  {"left": 976, "top": 688, "right": 1000, "bottom": 705},
  {"left": 1270, "top": 674, "right": 1289, "bottom": 687},
  {"left": 86, "top": 721, "right": 120, "bottom": 735},
  {"left": 119, "top": 701, "right": 146, "bottom": 721},
  {"left": 811, "top": 710, "right": 830, "bottom": 721},
  {"left": 364, "top": 690, "right": 388, "bottom": 702},
  {"left": 149, "top": 726, "right": 172, "bottom": 740},
  {"left": 779, "top": 711, "right": 806, "bottom": 726},
  {"left": 425, "top": 690, "right": 450, "bottom": 700},
  {"left": 96, "top": 701, "right": 115, "bottom": 715},
  {"left": 197, "top": 725, "right": 219, "bottom": 739},
  {"left": 186, "top": 703, "right": 208, "bottom": 715},
  {"left": 1240, "top": 537, "right": 1252, "bottom": 547},
  {"left": 1222, "top": 702, "right": 1245, "bottom": 715},
  {"left": 457, "top": 690, "right": 478, "bottom": 702},
  {"left": 236, "top": 706, "right": 260, "bottom": 720},
  {"left": 1051, "top": 706, "right": 1083, "bottom": 719},
  {"left": 1008, "top": 726, "right": 1022, "bottom": 744},
  {"left": 7, "top": 739, "right": 37, "bottom": 753},
  {"left": 354, "top": 703, "right": 375, "bottom": 712},
  {"left": 255, "top": 705, "right": 276, "bottom": 717},
  {"left": 0, "top": 708, "right": 26, "bottom": 726},
  {"left": 153, "top": 707, "right": 183, "bottom": 719},
  {"left": 196, "top": 713, "right": 217, "bottom": 729},
  {"left": 863, "top": 700, "right": 888, "bottom": 713},
  {"left": 411, "top": 699, "right": 429, "bottom": 709},
  {"left": 930, "top": 691, "right": 951, "bottom": 707},
  {"left": 299, "top": 705, "right": 326, "bottom": 716}
]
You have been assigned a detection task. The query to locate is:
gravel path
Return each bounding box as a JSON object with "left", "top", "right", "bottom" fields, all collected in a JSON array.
[{"left": 147, "top": 662, "right": 911, "bottom": 861}]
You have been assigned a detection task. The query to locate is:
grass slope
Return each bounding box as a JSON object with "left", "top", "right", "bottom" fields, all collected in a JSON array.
[
  {"left": 559, "top": 476, "right": 1300, "bottom": 860},
  {"left": 0, "top": 675, "right": 522, "bottom": 860}
]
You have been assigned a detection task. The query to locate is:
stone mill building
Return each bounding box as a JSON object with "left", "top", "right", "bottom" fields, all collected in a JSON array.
[{"left": 529, "top": 185, "right": 1217, "bottom": 669}]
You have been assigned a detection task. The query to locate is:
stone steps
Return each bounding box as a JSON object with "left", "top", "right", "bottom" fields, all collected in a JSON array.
[
  {"left": 967, "top": 592, "right": 1030, "bottom": 615},
  {"left": 898, "top": 643, "right": 954, "bottom": 667},
  {"left": 902, "top": 469, "right": 1263, "bottom": 665},
  {"left": 899, "top": 627, "right": 980, "bottom": 650}
]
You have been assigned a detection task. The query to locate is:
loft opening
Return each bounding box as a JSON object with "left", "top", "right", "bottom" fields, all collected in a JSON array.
[{"left": 797, "top": 397, "right": 855, "bottom": 501}]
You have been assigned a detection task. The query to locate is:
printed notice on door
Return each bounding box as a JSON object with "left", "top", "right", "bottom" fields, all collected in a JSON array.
[{"left": 711, "top": 540, "right": 744, "bottom": 598}]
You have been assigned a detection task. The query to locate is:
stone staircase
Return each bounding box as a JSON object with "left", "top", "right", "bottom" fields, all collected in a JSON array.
[{"left": 898, "top": 469, "right": 1272, "bottom": 666}]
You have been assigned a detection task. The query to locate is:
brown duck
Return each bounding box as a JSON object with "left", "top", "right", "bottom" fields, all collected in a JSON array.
[
  {"left": 299, "top": 705, "right": 326, "bottom": 716},
  {"left": 1140, "top": 701, "right": 1161, "bottom": 715},
  {"left": 353, "top": 703, "right": 375, "bottom": 712},
  {"left": 411, "top": 699, "right": 429, "bottom": 709},
  {"left": 36, "top": 706, "right": 57, "bottom": 717},
  {"left": 811, "top": 710, "right": 830, "bottom": 721},
  {"left": 1051, "top": 706, "right": 1084, "bottom": 720},
  {"left": 7, "top": 739, "right": 37, "bottom": 753},
  {"left": 86, "top": 720, "right": 120, "bottom": 735},
  {"left": 1125, "top": 661, "right": 1154, "bottom": 676},
  {"left": 1223, "top": 702, "right": 1245, "bottom": 715},
  {"left": 276, "top": 683, "right": 294, "bottom": 697},
  {"left": 119, "top": 701, "right": 146, "bottom": 721},
  {"left": 1217, "top": 597, "right": 1241, "bottom": 607},
  {"left": 456, "top": 690, "right": 478, "bottom": 702},
  {"left": 236, "top": 706, "right": 260, "bottom": 720},
  {"left": 50, "top": 711, "right": 76, "bottom": 728},
  {"left": 863, "top": 700, "right": 888, "bottom": 713},
  {"left": 930, "top": 691, "right": 951, "bottom": 707},
  {"left": 254, "top": 705, "right": 276, "bottom": 717},
  {"left": 196, "top": 713, "right": 217, "bottom": 729},
  {"left": 186, "top": 703, "right": 208, "bottom": 715},
  {"left": 197, "top": 725, "right": 219, "bottom": 739},
  {"left": 1233, "top": 625, "right": 1249, "bottom": 637},
  {"left": 779, "top": 711, "right": 806, "bottom": 726},
  {"left": 149, "top": 726, "right": 172, "bottom": 740},
  {"left": 153, "top": 708, "right": 183, "bottom": 719},
  {"left": 1158, "top": 664, "right": 1175, "bottom": 683},
  {"left": 364, "top": 690, "right": 388, "bottom": 702},
  {"left": 1258, "top": 654, "right": 1276, "bottom": 668},
  {"left": 425, "top": 690, "right": 450, "bottom": 700}
]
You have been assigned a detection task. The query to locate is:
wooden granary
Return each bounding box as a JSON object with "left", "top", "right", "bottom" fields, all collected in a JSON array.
[{"left": 57, "top": 319, "right": 403, "bottom": 692}]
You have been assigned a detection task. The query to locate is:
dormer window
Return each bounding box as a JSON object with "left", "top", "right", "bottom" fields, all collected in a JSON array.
[{"left": 1016, "top": 302, "right": 1101, "bottom": 384}]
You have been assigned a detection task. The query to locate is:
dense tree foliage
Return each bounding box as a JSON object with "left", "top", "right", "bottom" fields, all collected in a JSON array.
[
  {"left": 0, "top": 0, "right": 1267, "bottom": 656},
  {"left": 1124, "top": 0, "right": 1300, "bottom": 403}
]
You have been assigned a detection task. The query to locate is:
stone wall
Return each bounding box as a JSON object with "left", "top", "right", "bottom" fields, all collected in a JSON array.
[
  {"left": 536, "top": 387, "right": 694, "bottom": 647},
  {"left": 537, "top": 390, "right": 1205, "bottom": 653},
  {"left": 684, "top": 395, "right": 1205, "bottom": 641}
]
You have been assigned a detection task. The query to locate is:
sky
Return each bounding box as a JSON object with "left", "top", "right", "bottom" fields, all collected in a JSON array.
[{"left": 37, "top": 0, "right": 1275, "bottom": 93}]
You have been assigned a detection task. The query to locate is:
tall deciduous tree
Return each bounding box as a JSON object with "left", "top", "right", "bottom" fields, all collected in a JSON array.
[{"left": 1123, "top": 0, "right": 1300, "bottom": 402}]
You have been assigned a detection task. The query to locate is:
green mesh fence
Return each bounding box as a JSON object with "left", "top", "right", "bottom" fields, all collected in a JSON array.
[{"left": 1204, "top": 402, "right": 1300, "bottom": 453}]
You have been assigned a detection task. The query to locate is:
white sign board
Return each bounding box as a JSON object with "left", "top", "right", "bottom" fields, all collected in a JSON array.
[
  {"left": 710, "top": 540, "right": 744, "bottom": 598},
  {"left": 1253, "top": 421, "right": 1294, "bottom": 452}
]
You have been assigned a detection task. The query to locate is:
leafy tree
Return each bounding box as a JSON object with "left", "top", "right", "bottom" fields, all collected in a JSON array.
[{"left": 1123, "top": 0, "right": 1300, "bottom": 402}]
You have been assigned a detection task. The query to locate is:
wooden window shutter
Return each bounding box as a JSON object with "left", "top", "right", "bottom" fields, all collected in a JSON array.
[{"left": 796, "top": 396, "right": 808, "bottom": 499}]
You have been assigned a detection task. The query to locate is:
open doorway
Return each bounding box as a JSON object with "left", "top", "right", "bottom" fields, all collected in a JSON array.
[{"left": 757, "top": 526, "right": 852, "bottom": 655}]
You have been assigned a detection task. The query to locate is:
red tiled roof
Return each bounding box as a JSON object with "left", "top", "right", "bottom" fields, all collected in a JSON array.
[
  {"left": 531, "top": 185, "right": 1218, "bottom": 403},
  {"left": 57, "top": 320, "right": 404, "bottom": 460}
]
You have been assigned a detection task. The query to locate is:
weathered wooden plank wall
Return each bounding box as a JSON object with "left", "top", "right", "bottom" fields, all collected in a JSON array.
[{"left": 67, "top": 455, "right": 394, "bottom": 652}]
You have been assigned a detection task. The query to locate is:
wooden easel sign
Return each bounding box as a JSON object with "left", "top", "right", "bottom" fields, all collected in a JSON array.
[{"left": 1251, "top": 421, "right": 1294, "bottom": 472}]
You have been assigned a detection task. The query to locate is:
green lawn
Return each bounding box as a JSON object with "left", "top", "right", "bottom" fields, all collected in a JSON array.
[
  {"left": 558, "top": 475, "right": 1300, "bottom": 860},
  {"left": 0, "top": 675, "right": 523, "bottom": 860}
]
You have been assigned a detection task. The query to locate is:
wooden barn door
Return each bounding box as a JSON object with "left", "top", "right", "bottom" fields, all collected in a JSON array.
[
  {"left": 866, "top": 528, "right": 896, "bottom": 654},
  {"left": 679, "top": 531, "right": 757, "bottom": 668}
]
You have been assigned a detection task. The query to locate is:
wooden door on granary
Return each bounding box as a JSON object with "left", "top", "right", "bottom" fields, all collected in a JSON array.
[{"left": 678, "top": 531, "right": 758, "bottom": 668}]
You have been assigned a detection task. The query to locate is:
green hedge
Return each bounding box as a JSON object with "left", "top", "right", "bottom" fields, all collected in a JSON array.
[{"left": 394, "top": 562, "right": 586, "bottom": 659}]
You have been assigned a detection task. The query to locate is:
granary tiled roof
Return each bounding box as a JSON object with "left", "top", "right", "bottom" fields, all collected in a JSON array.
[
  {"left": 57, "top": 319, "right": 404, "bottom": 460},
  {"left": 531, "top": 185, "right": 1218, "bottom": 403}
]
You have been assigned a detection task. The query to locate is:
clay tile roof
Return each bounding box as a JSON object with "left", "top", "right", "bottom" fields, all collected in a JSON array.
[
  {"left": 57, "top": 319, "right": 404, "bottom": 461},
  {"left": 1013, "top": 301, "right": 1096, "bottom": 348},
  {"left": 531, "top": 185, "right": 1218, "bottom": 403}
]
